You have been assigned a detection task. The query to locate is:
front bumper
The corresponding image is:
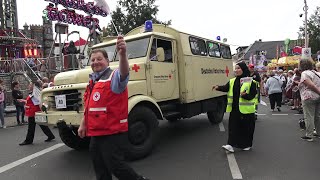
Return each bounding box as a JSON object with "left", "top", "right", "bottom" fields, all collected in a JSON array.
[{"left": 35, "top": 111, "right": 84, "bottom": 126}]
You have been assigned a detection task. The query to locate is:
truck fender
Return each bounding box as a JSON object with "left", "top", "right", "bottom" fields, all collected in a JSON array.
[{"left": 128, "top": 95, "right": 164, "bottom": 120}]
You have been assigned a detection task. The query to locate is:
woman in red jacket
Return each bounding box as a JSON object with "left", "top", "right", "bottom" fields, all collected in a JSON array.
[{"left": 19, "top": 82, "right": 55, "bottom": 146}]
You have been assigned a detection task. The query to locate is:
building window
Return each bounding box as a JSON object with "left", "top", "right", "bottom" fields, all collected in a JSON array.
[{"left": 47, "top": 27, "right": 52, "bottom": 34}]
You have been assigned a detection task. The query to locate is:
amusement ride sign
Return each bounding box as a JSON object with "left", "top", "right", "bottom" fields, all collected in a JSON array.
[{"left": 43, "top": 0, "right": 109, "bottom": 29}]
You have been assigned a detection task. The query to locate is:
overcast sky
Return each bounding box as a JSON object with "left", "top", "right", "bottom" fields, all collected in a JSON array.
[{"left": 16, "top": 0, "right": 319, "bottom": 53}]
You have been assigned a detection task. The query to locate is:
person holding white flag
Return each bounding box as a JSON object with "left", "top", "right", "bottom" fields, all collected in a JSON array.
[{"left": 18, "top": 81, "right": 55, "bottom": 145}]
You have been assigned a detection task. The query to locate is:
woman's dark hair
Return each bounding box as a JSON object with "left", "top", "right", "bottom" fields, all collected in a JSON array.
[
  {"left": 89, "top": 49, "right": 109, "bottom": 60},
  {"left": 299, "top": 58, "right": 314, "bottom": 71},
  {"left": 11, "top": 81, "right": 19, "bottom": 89},
  {"left": 34, "top": 81, "right": 42, "bottom": 88}
]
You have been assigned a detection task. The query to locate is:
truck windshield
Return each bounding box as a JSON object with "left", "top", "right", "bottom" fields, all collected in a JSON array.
[{"left": 94, "top": 37, "right": 150, "bottom": 62}]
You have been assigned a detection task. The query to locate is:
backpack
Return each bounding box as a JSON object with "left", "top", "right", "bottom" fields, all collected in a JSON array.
[{"left": 279, "top": 75, "right": 287, "bottom": 88}]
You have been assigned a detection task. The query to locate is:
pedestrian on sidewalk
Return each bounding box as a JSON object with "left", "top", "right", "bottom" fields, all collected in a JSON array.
[
  {"left": 213, "top": 62, "right": 257, "bottom": 153},
  {"left": 11, "top": 81, "right": 26, "bottom": 125},
  {"left": 292, "top": 69, "right": 302, "bottom": 111},
  {"left": 277, "top": 69, "right": 287, "bottom": 104},
  {"left": 248, "top": 64, "right": 261, "bottom": 119},
  {"left": 0, "top": 80, "right": 6, "bottom": 110},
  {"left": 0, "top": 85, "right": 5, "bottom": 128},
  {"left": 38, "top": 60, "right": 48, "bottom": 79},
  {"left": 78, "top": 36, "right": 149, "bottom": 180},
  {"left": 265, "top": 70, "right": 283, "bottom": 112},
  {"left": 285, "top": 70, "right": 294, "bottom": 106},
  {"left": 298, "top": 59, "right": 320, "bottom": 142},
  {"left": 18, "top": 81, "right": 55, "bottom": 145}
]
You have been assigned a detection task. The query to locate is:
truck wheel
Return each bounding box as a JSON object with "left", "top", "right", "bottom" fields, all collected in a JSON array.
[
  {"left": 57, "top": 121, "right": 90, "bottom": 150},
  {"left": 126, "top": 106, "right": 159, "bottom": 160},
  {"left": 166, "top": 117, "right": 179, "bottom": 123},
  {"left": 207, "top": 99, "right": 225, "bottom": 124}
]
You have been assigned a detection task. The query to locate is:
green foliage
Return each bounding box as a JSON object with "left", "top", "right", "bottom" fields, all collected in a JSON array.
[
  {"left": 299, "top": 7, "right": 320, "bottom": 54},
  {"left": 103, "top": 0, "right": 171, "bottom": 36}
]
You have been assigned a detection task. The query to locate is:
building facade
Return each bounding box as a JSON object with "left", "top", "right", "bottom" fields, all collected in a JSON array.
[{"left": 21, "top": 17, "right": 54, "bottom": 58}]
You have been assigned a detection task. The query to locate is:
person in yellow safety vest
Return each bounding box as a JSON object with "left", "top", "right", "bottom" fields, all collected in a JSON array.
[{"left": 213, "top": 62, "right": 257, "bottom": 153}]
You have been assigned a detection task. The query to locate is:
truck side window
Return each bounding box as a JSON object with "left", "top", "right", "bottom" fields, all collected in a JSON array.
[
  {"left": 220, "top": 45, "right": 232, "bottom": 59},
  {"left": 207, "top": 42, "right": 221, "bottom": 58},
  {"left": 150, "top": 38, "right": 173, "bottom": 63},
  {"left": 150, "top": 39, "right": 157, "bottom": 61},
  {"left": 189, "top": 37, "right": 207, "bottom": 56}
]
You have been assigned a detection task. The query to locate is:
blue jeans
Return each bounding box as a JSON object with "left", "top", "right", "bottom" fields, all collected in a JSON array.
[
  {"left": 15, "top": 105, "right": 25, "bottom": 124},
  {"left": 0, "top": 103, "right": 4, "bottom": 126}
]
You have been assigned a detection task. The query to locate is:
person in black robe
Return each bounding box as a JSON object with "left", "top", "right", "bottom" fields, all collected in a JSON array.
[
  {"left": 65, "top": 41, "right": 80, "bottom": 70},
  {"left": 214, "top": 62, "right": 257, "bottom": 152}
]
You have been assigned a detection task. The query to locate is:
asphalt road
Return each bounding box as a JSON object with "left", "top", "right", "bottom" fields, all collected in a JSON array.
[{"left": 0, "top": 97, "right": 319, "bottom": 180}]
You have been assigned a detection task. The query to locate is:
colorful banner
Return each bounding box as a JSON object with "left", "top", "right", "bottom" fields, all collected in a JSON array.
[
  {"left": 45, "top": 5, "right": 100, "bottom": 29},
  {"left": 44, "top": 0, "right": 108, "bottom": 16}
]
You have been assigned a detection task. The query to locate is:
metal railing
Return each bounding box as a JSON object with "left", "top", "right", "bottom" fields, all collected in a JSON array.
[
  {"left": 43, "top": 54, "right": 88, "bottom": 73},
  {"left": 0, "top": 53, "right": 88, "bottom": 77}
]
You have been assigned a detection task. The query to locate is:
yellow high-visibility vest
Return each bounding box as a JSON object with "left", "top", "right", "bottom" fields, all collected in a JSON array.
[{"left": 226, "top": 78, "right": 256, "bottom": 114}]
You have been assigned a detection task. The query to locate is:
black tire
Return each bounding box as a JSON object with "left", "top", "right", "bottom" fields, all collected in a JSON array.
[
  {"left": 126, "top": 106, "right": 159, "bottom": 160},
  {"left": 166, "top": 117, "right": 179, "bottom": 123},
  {"left": 207, "top": 98, "right": 226, "bottom": 124},
  {"left": 57, "top": 121, "right": 90, "bottom": 150}
]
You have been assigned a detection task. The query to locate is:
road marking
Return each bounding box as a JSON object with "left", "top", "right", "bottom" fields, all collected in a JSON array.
[
  {"left": 257, "top": 114, "right": 266, "bottom": 116},
  {"left": 219, "top": 122, "right": 225, "bottom": 132},
  {"left": 226, "top": 152, "right": 243, "bottom": 179},
  {"left": 294, "top": 114, "right": 303, "bottom": 116},
  {"left": 0, "top": 143, "right": 64, "bottom": 174},
  {"left": 260, "top": 100, "right": 267, "bottom": 106},
  {"left": 272, "top": 114, "right": 289, "bottom": 116}
]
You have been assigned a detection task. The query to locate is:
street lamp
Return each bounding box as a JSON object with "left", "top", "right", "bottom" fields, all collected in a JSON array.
[{"left": 303, "top": 0, "right": 309, "bottom": 48}]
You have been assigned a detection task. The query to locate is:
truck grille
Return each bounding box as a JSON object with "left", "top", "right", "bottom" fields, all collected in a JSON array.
[{"left": 48, "top": 89, "right": 82, "bottom": 111}]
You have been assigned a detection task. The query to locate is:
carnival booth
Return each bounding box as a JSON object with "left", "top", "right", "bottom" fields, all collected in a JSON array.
[{"left": 267, "top": 55, "right": 300, "bottom": 71}]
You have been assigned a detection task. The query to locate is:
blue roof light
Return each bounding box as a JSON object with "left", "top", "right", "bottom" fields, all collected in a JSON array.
[{"left": 145, "top": 20, "right": 153, "bottom": 32}]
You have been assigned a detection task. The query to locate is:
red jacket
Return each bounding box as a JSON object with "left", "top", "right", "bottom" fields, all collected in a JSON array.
[
  {"left": 84, "top": 70, "right": 128, "bottom": 136},
  {"left": 25, "top": 95, "right": 41, "bottom": 117}
]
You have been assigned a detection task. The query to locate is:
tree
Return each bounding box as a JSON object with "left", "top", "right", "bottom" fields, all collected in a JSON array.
[
  {"left": 299, "top": 6, "right": 320, "bottom": 54},
  {"left": 102, "top": 0, "right": 171, "bottom": 36}
]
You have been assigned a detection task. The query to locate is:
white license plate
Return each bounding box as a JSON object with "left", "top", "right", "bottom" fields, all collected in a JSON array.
[
  {"left": 55, "top": 95, "right": 67, "bottom": 109},
  {"left": 35, "top": 115, "right": 47, "bottom": 123}
]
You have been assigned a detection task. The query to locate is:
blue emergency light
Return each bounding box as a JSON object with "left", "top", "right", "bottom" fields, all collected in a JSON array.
[
  {"left": 145, "top": 20, "right": 153, "bottom": 32},
  {"left": 216, "top": 36, "right": 221, "bottom": 41}
]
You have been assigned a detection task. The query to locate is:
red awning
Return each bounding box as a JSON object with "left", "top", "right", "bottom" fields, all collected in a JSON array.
[
  {"left": 74, "top": 37, "right": 87, "bottom": 46},
  {"left": 65, "top": 37, "right": 87, "bottom": 46}
]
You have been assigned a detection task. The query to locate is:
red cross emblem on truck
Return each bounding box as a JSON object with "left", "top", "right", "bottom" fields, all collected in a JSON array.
[
  {"left": 225, "top": 66, "right": 229, "bottom": 77},
  {"left": 132, "top": 64, "right": 140, "bottom": 72}
]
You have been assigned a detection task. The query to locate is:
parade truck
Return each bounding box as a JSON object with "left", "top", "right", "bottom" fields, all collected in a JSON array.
[{"left": 35, "top": 23, "right": 234, "bottom": 160}]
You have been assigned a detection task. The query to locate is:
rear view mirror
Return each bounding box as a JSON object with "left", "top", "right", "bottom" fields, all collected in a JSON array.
[{"left": 156, "top": 48, "right": 165, "bottom": 62}]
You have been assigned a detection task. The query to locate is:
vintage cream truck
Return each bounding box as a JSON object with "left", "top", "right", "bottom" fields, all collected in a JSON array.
[{"left": 35, "top": 24, "right": 234, "bottom": 160}]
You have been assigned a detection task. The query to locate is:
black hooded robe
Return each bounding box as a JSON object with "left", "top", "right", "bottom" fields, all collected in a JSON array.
[{"left": 217, "top": 63, "right": 257, "bottom": 149}]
